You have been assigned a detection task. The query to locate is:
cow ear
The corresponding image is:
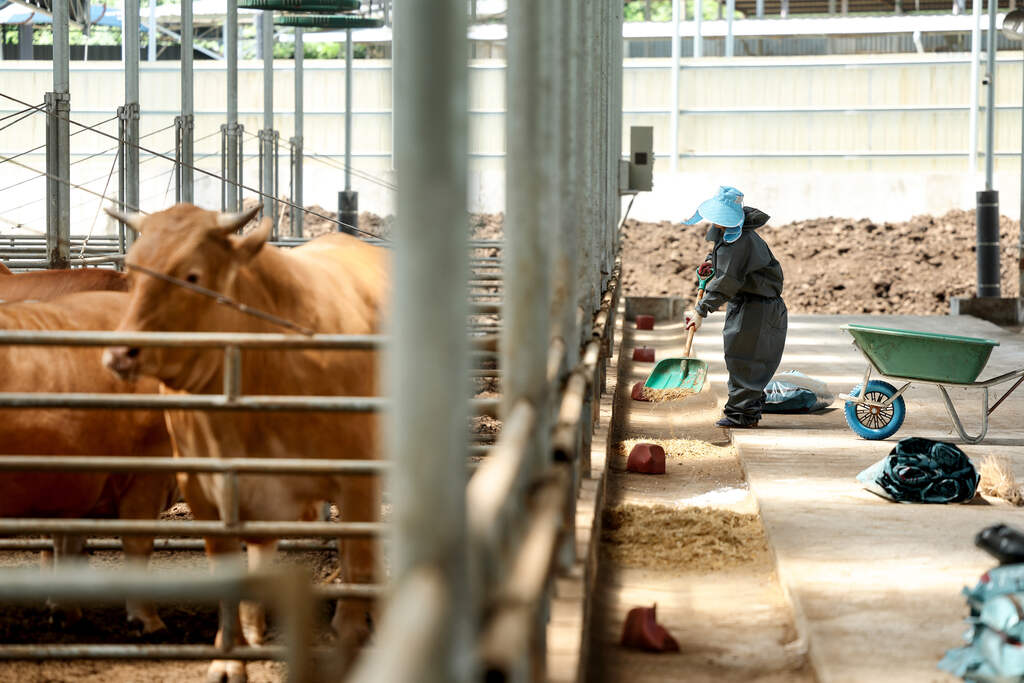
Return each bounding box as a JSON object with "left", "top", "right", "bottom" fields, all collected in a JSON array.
[{"left": 233, "top": 217, "right": 272, "bottom": 262}]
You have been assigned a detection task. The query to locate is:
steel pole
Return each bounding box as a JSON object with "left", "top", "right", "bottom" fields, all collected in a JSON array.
[
  {"left": 261, "top": 13, "right": 275, "bottom": 225},
  {"left": 47, "top": 0, "right": 70, "bottom": 269},
  {"left": 576, "top": 0, "right": 594, "bottom": 322},
  {"left": 970, "top": 0, "right": 982, "bottom": 173},
  {"left": 726, "top": 0, "right": 735, "bottom": 56},
  {"left": 695, "top": 0, "right": 703, "bottom": 58},
  {"left": 986, "top": 0, "right": 998, "bottom": 190},
  {"left": 226, "top": 0, "right": 239, "bottom": 212},
  {"left": 181, "top": 0, "right": 194, "bottom": 203},
  {"left": 390, "top": 0, "right": 471, "bottom": 680},
  {"left": 292, "top": 28, "right": 304, "bottom": 236},
  {"left": 340, "top": 28, "right": 358, "bottom": 233},
  {"left": 556, "top": 0, "right": 579, "bottom": 370},
  {"left": 148, "top": 0, "right": 156, "bottom": 62},
  {"left": 125, "top": 0, "right": 140, "bottom": 238},
  {"left": 1020, "top": 44, "right": 1024, "bottom": 312},
  {"left": 670, "top": 0, "right": 680, "bottom": 173},
  {"left": 506, "top": 0, "right": 553, "bottom": 473}
]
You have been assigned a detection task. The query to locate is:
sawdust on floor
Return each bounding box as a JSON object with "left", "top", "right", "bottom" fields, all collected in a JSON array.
[
  {"left": 618, "top": 438, "right": 732, "bottom": 464},
  {"left": 601, "top": 503, "right": 771, "bottom": 572},
  {"left": 636, "top": 386, "right": 697, "bottom": 403}
]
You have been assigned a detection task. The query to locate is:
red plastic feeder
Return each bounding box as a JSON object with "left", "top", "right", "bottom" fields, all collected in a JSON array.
[
  {"left": 620, "top": 604, "right": 679, "bottom": 653},
  {"left": 635, "top": 314, "right": 655, "bottom": 330},
  {"left": 632, "top": 347, "right": 655, "bottom": 363},
  {"left": 626, "top": 443, "right": 666, "bottom": 475},
  {"left": 630, "top": 381, "right": 650, "bottom": 402}
]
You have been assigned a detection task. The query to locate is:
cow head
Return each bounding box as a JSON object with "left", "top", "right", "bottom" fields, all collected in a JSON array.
[{"left": 102, "top": 203, "right": 270, "bottom": 391}]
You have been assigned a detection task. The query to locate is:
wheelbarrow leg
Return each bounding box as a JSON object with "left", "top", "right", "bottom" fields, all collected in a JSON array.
[{"left": 937, "top": 385, "right": 990, "bottom": 444}]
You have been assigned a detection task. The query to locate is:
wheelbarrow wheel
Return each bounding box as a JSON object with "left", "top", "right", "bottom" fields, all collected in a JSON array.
[{"left": 844, "top": 380, "right": 906, "bottom": 440}]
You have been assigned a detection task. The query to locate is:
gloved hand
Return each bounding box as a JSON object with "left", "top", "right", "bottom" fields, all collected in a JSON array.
[{"left": 684, "top": 310, "right": 704, "bottom": 331}]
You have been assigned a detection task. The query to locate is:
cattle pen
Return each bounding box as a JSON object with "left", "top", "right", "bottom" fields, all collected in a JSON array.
[{"left": 0, "top": 0, "right": 625, "bottom": 681}]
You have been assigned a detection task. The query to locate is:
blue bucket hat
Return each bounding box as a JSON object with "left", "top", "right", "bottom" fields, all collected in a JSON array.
[{"left": 683, "top": 185, "right": 745, "bottom": 243}]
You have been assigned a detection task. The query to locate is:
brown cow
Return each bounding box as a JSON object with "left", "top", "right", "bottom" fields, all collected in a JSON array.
[
  {"left": 103, "top": 203, "right": 387, "bottom": 681},
  {"left": 0, "top": 268, "right": 129, "bottom": 302},
  {"left": 0, "top": 291, "right": 177, "bottom": 633}
]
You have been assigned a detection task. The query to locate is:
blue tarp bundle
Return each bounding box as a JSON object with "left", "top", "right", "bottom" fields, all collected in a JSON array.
[
  {"left": 941, "top": 567, "right": 1024, "bottom": 681},
  {"left": 856, "top": 437, "right": 979, "bottom": 504},
  {"left": 763, "top": 370, "right": 834, "bottom": 413}
]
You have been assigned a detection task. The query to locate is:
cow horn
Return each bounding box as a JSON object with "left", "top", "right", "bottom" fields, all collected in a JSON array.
[
  {"left": 216, "top": 205, "right": 262, "bottom": 235},
  {"left": 104, "top": 207, "right": 144, "bottom": 234}
]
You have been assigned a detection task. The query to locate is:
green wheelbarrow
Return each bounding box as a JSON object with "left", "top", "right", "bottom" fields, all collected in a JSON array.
[
  {"left": 839, "top": 324, "right": 1024, "bottom": 443},
  {"left": 643, "top": 264, "right": 715, "bottom": 393}
]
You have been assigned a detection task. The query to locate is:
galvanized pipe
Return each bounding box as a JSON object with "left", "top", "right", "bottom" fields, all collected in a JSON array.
[
  {"left": 262, "top": 13, "right": 276, "bottom": 226},
  {"left": 47, "top": 0, "right": 70, "bottom": 269},
  {"left": 0, "top": 392, "right": 386, "bottom": 412},
  {"left": 292, "top": 28, "right": 304, "bottom": 237},
  {"left": 226, "top": 0, "right": 239, "bottom": 212},
  {"left": 986, "top": 0, "right": 998, "bottom": 189},
  {"left": 0, "top": 455, "right": 389, "bottom": 474},
  {"left": 390, "top": 0, "right": 472, "bottom": 681},
  {"left": 726, "top": 0, "right": 736, "bottom": 56},
  {"left": 970, "top": 0, "right": 982, "bottom": 172},
  {"left": 505, "top": 0, "right": 553, "bottom": 476},
  {"left": 0, "top": 330, "right": 384, "bottom": 348},
  {"left": 181, "top": 0, "right": 194, "bottom": 202},
  {"left": 670, "top": 0, "right": 680, "bottom": 173},
  {"left": 147, "top": 0, "right": 156, "bottom": 62},
  {"left": 0, "top": 518, "right": 384, "bottom": 538},
  {"left": 695, "top": 0, "right": 704, "bottom": 58},
  {"left": 125, "top": 0, "right": 140, "bottom": 229}
]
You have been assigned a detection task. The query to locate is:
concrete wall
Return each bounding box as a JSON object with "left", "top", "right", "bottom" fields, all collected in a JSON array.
[{"left": 0, "top": 54, "right": 1021, "bottom": 235}]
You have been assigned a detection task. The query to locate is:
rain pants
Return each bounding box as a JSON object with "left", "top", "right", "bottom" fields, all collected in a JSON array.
[{"left": 694, "top": 207, "right": 787, "bottom": 425}]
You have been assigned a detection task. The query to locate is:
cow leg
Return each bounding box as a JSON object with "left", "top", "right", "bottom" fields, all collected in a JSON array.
[
  {"left": 330, "top": 474, "right": 379, "bottom": 661},
  {"left": 118, "top": 473, "right": 174, "bottom": 635},
  {"left": 181, "top": 472, "right": 248, "bottom": 683},
  {"left": 239, "top": 540, "right": 278, "bottom": 647},
  {"left": 122, "top": 535, "right": 167, "bottom": 634},
  {"left": 45, "top": 534, "right": 86, "bottom": 626},
  {"left": 206, "top": 536, "right": 248, "bottom": 683}
]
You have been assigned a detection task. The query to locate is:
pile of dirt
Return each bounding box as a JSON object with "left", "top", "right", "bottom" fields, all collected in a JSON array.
[
  {"left": 623, "top": 209, "right": 1021, "bottom": 315},
  {"left": 601, "top": 503, "right": 770, "bottom": 571}
]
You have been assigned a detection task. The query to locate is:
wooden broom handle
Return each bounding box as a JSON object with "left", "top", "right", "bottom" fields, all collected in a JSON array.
[{"left": 684, "top": 287, "right": 706, "bottom": 357}]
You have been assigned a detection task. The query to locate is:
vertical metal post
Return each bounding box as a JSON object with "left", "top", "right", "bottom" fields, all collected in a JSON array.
[
  {"left": 970, "top": 0, "right": 981, "bottom": 172},
  {"left": 261, "top": 12, "right": 276, "bottom": 227},
  {"left": 576, "top": 0, "right": 595, "bottom": 322},
  {"left": 125, "top": 0, "right": 140, "bottom": 238},
  {"left": 758, "top": 0, "right": 766, "bottom": 18},
  {"left": 181, "top": 0, "right": 194, "bottom": 203},
  {"left": 1019, "top": 44, "right": 1024, "bottom": 312},
  {"left": 291, "top": 27, "right": 304, "bottom": 237},
  {"left": 556, "top": 0, "right": 579, "bottom": 371},
  {"left": 726, "top": 0, "right": 735, "bottom": 56},
  {"left": 175, "top": 115, "right": 183, "bottom": 202},
  {"left": 18, "top": 24, "right": 32, "bottom": 60},
  {"left": 985, "top": 0, "right": 998, "bottom": 190},
  {"left": 670, "top": 0, "right": 680, "bottom": 173},
  {"left": 613, "top": 0, "right": 624, "bottom": 259},
  {"left": 695, "top": 0, "right": 703, "bottom": 58},
  {"left": 47, "top": 0, "right": 70, "bottom": 270},
  {"left": 506, "top": 0, "right": 553, "bottom": 472},
  {"left": 119, "top": 110, "right": 128, "bottom": 254},
  {"left": 226, "top": 0, "right": 239, "bottom": 212},
  {"left": 390, "top": 0, "right": 471, "bottom": 680},
  {"left": 340, "top": 28, "right": 359, "bottom": 233},
  {"left": 148, "top": 0, "right": 156, "bottom": 62}
]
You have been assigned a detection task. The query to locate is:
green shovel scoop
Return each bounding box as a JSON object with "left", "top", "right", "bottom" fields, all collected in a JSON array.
[{"left": 643, "top": 264, "right": 714, "bottom": 392}]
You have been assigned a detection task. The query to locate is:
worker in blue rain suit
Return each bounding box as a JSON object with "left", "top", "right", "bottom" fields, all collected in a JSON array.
[{"left": 683, "top": 186, "right": 788, "bottom": 428}]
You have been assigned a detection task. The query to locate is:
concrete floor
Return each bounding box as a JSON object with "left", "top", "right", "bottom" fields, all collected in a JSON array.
[
  {"left": 708, "top": 313, "right": 1024, "bottom": 683},
  {"left": 588, "top": 308, "right": 1024, "bottom": 683}
]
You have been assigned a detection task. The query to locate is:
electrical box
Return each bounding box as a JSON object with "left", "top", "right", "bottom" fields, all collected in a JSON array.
[{"left": 626, "top": 126, "right": 653, "bottom": 193}]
